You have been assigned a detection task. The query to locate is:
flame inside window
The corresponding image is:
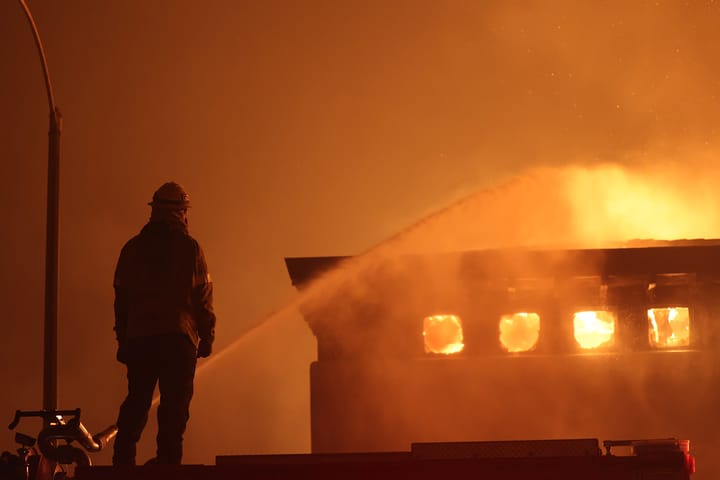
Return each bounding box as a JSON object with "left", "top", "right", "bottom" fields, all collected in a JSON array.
[
  {"left": 423, "top": 314, "right": 464, "bottom": 355},
  {"left": 573, "top": 310, "right": 616, "bottom": 349},
  {"left": 648, "top": 307, "right": 690, "bottom": 348},
  {"left": 499, "top": 312, "right": 540, "bottom": 353}
]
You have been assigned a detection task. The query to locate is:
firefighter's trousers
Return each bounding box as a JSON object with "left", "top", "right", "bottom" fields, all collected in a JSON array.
[{"left": 112, "top": 334, "right": 197, "bottom": 465}]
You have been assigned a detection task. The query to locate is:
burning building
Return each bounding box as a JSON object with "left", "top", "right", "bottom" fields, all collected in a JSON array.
[{"left": 285, "top": 240, "right": 720, "bottom": 477}]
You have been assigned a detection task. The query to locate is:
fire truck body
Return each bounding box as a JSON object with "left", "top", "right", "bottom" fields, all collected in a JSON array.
[{"left": 213, "top": 438, "right": 694, "bottom": 480}]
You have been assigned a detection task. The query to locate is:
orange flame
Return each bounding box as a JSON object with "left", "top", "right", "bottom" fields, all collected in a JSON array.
[
  {"left": 648, "top": 307, "right": 690, "bottom": 348},
  {"left": 423, "top": 314, "right": 464, "bottom": 355},
  {"left": 573, "top": 310, "right": 616, "bottom": 349},
  {"left": 499, "top": 312, "right": 541, "bottom": 353}
]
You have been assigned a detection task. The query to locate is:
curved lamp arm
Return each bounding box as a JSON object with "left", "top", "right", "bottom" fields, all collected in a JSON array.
[{"left": 17, "top": 0, "right": 56, "bottom": 113}]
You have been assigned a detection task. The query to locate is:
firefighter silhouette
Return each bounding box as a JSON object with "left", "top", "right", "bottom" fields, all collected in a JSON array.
[{"left": 112, "top": 182, "right": 216, "bottom": 465}]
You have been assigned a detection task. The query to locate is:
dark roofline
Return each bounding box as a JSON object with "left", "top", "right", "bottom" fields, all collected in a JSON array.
[
  {"left": 285, "top": 240, "right": 720, "bottom": 288},
  {"left": 284, "top": 256, "right": 348, "bottom": 287}
]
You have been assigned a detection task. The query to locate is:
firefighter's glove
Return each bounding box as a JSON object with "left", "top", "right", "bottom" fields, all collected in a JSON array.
[
  {"left": 116, "top": 342, "right": 129, "bottom": 364},
  {"left": 197, "top": 339, "right": 212, "bottom": 358}
]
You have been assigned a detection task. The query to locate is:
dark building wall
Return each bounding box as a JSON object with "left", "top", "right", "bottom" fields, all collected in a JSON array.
[{"left": 287, "top": 242, "right": 720, "bottom": 479}]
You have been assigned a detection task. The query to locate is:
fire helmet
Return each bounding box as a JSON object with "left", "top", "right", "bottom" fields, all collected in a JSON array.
[{"left": 149, "top": 182, "right": 191, "bottom": 208}]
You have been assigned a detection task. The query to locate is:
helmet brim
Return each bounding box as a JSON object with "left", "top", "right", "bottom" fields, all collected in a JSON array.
[{"left": 148, "top": 201, "right": 191, "bottom": 208}]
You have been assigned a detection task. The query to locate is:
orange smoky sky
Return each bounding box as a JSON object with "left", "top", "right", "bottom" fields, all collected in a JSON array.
[{"left": 1, "top": 0, "right": 719, "bottom": 466}]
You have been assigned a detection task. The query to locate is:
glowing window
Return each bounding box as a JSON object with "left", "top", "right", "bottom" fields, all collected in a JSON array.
[
  {"left": 573, "top": 310, "right": 616, "bottom": 349},
  {"left": 499, "top": 312, "right": 540, "bottom": 353},
  {"left": 648, "top": 307, "right": 690, "bottom": 348},
  {"left": 423, "top": 314, "right": 464, "bottom": 355}
]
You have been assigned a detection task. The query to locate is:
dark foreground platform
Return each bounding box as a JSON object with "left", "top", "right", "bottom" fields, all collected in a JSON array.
[{"left": 76, "top": 438, "right": 695, "bottom": 480}]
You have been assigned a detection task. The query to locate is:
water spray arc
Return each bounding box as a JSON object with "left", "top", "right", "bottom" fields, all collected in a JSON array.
[
  {"left": 17, "top": 0, "right": 62, "bottom": 411},
  {"left": 183, "top": 177, "right": 509, "bottom": 386}
]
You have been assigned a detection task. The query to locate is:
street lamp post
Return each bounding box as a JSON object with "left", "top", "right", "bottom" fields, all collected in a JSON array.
[{"left": 17, "top": 0, "right": 61, "bottom": 412}]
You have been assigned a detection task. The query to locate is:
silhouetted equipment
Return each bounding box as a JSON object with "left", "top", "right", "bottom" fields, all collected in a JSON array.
[
  {"left": 284, "top": 240, "right": 720, "bottom": 478},
  {"left": 8, "top": 408, "right": 117, "bottom": 472}
]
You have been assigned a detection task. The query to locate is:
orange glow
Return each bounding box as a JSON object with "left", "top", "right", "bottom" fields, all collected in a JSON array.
[
  {"left": 499, "top": 312, "right": 540, "bottom": 353},
  {"left": 423, "top": 314, "right": 464, "bottom": 354},
  {"left": 567, "top": 166, "right": 720, "bottom": 245},
  {"left": 648, "top": 307, "right": 690, "bottom": 348},
  {"left": 573, "top": 310, "right": 616, "bottom": 349}
]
